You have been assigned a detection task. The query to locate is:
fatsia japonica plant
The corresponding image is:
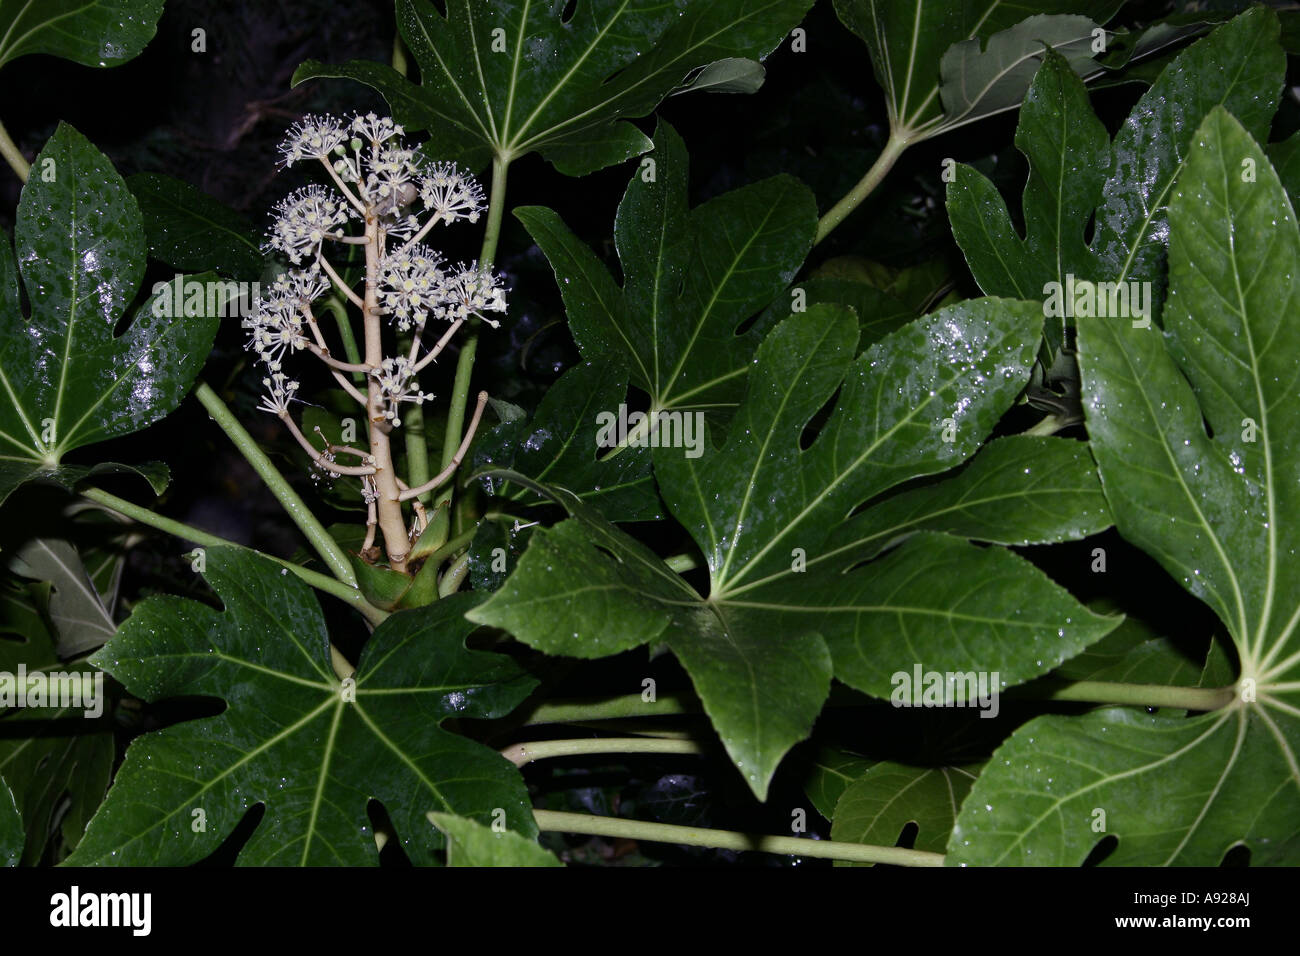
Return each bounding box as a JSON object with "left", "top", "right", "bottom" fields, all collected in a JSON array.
[{"left": 0, "top": 0, "right": 1297, "bottom": 872}]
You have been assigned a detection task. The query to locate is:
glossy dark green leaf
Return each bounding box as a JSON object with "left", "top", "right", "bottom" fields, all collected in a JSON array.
[
  {"left": 946, "top": 49, "right": 1107, "bottom": 319},
  {"left": 955, "top": 107, "right": 1300, "bottom": 866},
  {"left": 472, "top": 361, "right": 663, "bottom": 522},
  {"left": 833, "top": 0, "right": 1121, "bottom": 140},
  {"left": 773, "top": 532, "right": 1119, "bottom": 701},
  {"left": 0, "top": 125, "right": 219, "bottom": 504},
  {"left": 819, "top": 435, "right": 1111, "bottom": 567},
  {"left": 294, "top": 0, "right": 813, "bottom": 175},
  {"left": 0, "top": 0, "right": 162, "bottom": 70},
  {"left": 1053, "top": 614, "right": 1205, "bottom": 688},
  {"left": 517, "top": 121, "right": 817, "bottom": 417},
  {"left": 66, "top": 547, "right": 538, "bottom": 865},
  {"left": 467, "top": 471, "right": 833, "bottom": 801},
  {"left": 832, "top": 761, "right": 979, "bottom": 863},
  {"left": 658, "top": 300, "right": 1043, "bottom": 593},
  {"left": 127, "top": 173, "right": 264, "bottom": 279},
  {"left": 1089, "top": 8, "right": 1282, "bottom": 288},
  {"left": 472, "top": 298, "right": 1109, "bottom": 796},
  {"left": 467, "top": 516, "right": 532, "bottom": 593},
  {"left": 0, "top": 779, "right": 19, "bottom": 867},
  {"left": 950, "top": 707, "right": 1294, "bottom": 865},
  {"left": 0, "top": 611, "right": 113, "bottom": 865},
  {"left": 428, "top": 811, "right": 563, "bottom": 866},
  {"left": 949, "top": 7, "right": 1285, "bottom": 329}
]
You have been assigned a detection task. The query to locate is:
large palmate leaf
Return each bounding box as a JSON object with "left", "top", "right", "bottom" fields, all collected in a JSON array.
[
  {"left": 517, "top": 121, "right": 816, "bottom": 417},
  {"left": 947, "top": 8, "right": 1284, "bottom": 344},
  {"left": 472, "top": 300, "right": 1116, "bottom": 798},
  {"left": 483, "top": 119, "right": 814, "bottom": 516},
  {"left": 951, "top": 109, "right": 1300, "bottom": 866},
  {"left": 65, "top": 547, "right": 538, "bottom": 866},
  {"left": 832, "top": 0, "right": 1122, "bottom": 142},
  {"left": 0, "top": 124, "right": 221, "bottom": 505},
  {"left": 0, "top": 0, "right": 162, "bottom": 71},
  {"left": 294, "top": 0, "right": 813, "bottom": 175}
]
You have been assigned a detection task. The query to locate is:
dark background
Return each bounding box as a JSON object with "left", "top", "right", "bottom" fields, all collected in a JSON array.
[{"left": 0, "top": 0, "right": 1271, "bottom": 865}]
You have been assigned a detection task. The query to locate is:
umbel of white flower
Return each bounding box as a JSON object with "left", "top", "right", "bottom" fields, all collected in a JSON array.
[{"left": 242, "top": 113, "right": 507, "bottom": 428}]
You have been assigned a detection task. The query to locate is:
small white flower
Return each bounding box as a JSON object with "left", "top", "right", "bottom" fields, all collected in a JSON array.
[
  {"left": 418, "top": 162, "right": 485, "bottom": 224},
  {"left": 267, "top": 185, "right": 354, "bottom": 264},
  {"left": 257, "top": 371, "right": 300, "bottom": 415},
  {"left": 364, "top": 143, "right": 422, "bottom": 205},
  {"left": 278, "top": 114, "right": 348, "bottom": 166},
  {"left": 370, "top": 356, "right": 432, "bottom": 427},
  {"left": 435, "top": 262, "right": 508, "bottom": 327},
  {"left": 352, "top": 112, "right": 403, "bottom": 145}
]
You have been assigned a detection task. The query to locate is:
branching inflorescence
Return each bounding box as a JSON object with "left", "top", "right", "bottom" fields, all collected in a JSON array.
[{"left": 243, "top": 113, "right": 505, "bottom": 572}]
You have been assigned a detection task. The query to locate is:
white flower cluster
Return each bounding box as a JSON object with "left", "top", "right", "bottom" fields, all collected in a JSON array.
[
  {"left": 438, "top": 262, "right": 507, "bottom": 326},
  {"left": 242, "top": 270, "right": 330, "bottom": 370},
  {"left": 372, "top": 356, "right": 432, "bottom": 427},
  {"left": 377, "top": 245, "right": 445, "bottom": 332},
  {"left": 267, "top": 185, "right": 354, "bottom": 265},
  {"left": 248, "top": 113, "right": 507, "bottom": 425}
]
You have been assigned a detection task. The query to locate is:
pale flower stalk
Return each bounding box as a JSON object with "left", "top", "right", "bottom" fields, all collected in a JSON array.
[{"left": 242, "top": 113, "right": 506, "bottom": 572}]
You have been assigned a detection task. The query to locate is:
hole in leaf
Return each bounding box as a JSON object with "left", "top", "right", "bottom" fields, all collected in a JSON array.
[
  {"left": 368, "top": 799, "right": 413, "bottom": 866},
  {"left": 799, "top": 385, "right": 842, "bottom": 450},
  {"left": 1082, "top": 834, "right": 1117, "bottom": 866},
  {"left": 194, "top": 802, "right": 265, "bottom": 866},
  {"left": 560, "top": 0, "right": 578, "bottom": 24},
  {"left": 1220, "top": 843, "right": 1251, "bottom": 867},
  {"left": 895, "top": 820, "right": 919, "bottom": 849}
]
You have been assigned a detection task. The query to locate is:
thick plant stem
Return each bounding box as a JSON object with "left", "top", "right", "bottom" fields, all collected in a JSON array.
[
  {"left": 80, "top": 486, "right": 387, "bottom": 626},
  {"left": 533, "top": 810, "right": 946, "bottom": 866},
  {"left": 502, "top": 737, "right": 703, "bottom": 767},
  {"left": 0, "top": 118, "right": 29, "bottom": 182},
  {"left": 814, "top": 132, "right": 909, "bottom": 245},
  {"left": 194, "top": 381, "right": 358, "bottom": 588},
  {"left": 524, "top": 692, "right": 699, "bottom": 725},
  {"left": 1018, "top": 679, "right": 1236, "bottom": 711},
  {"left": 360, "top": 215, "right": 411, "bottom": 572},
  {"left": 525, "top": 678, "right": 1236, "bottom": 726}
]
